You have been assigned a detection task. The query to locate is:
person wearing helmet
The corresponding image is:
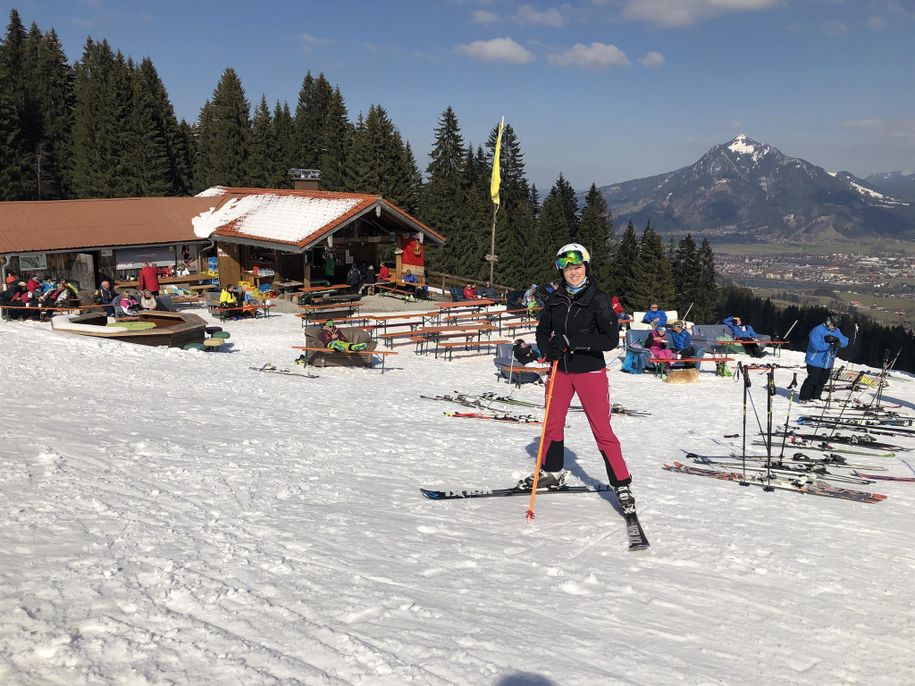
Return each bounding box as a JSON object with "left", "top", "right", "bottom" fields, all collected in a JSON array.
[
  {"left": 799, "top": 315, "right": 848, "bottom": 403},
  {"left": 520, "top": 243, "right": 636, "bottom": 514}
]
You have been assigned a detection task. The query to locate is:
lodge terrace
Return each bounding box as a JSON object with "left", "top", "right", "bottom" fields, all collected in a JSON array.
[{"left": 0, "top": 186, "right": 445, "bottom": 297}]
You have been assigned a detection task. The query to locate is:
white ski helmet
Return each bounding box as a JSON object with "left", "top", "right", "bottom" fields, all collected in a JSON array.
[{"left": 555, "top": 243, "right": 591, "bottom": 269}]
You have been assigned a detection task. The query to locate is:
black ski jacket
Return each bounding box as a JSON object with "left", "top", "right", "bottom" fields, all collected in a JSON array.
[{"left": 536, "top": 281, "right": 619, "bottom": 373}]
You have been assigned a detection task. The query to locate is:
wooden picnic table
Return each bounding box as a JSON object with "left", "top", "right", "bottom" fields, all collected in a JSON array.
[
  {"left": 367, "top": 311, "right": 439, "bottom": 337},
  {"left": 435, "top": 298, "right": 495, "bottom": 310},
  {"left": 410, "top": 323, "right": 497, "bottom": 355}
]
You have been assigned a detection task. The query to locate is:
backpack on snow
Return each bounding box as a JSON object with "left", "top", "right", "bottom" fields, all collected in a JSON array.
[{"left": 621, "top": 350, "right": 646, "bottom": 374}]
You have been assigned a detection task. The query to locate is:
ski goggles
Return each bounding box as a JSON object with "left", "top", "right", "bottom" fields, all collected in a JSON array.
[{"left": 555, "top": 250, "right": 586, "bottom": 269}]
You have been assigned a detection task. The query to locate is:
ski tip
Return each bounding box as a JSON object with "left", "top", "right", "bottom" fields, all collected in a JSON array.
[
  {"left": 420, "top": 488, "right": 446, "bottom": 500},
  {"left": 628, "top": 543, "right": 651, "bottom": 552}
]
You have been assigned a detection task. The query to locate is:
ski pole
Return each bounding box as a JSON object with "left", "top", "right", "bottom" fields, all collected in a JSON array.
[
  {"left": 682, "top": 302, "right": 694, "bottom": 322},
  {"left": 764, "top": 366, "right": 776, "bottom": 491},
  {"left": 526, "top": 360, "right": 560, "bottom": 521},
  {"left": 740, "top": 363, "right": 751, "bottom": 486},
  {"left": 778, "top": 373, "right": 798, "bottom": 461},
  {"left": 783, "top": 319, "right": 799, "bottom": 341}
]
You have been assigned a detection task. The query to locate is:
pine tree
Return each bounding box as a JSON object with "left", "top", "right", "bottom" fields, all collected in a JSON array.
[
  {"left": 28, "top": 28, "right": 73, "bottom": 198},
  {"left": 577, "top": 183, "right": 614, "bottom": 291},
  {"left": 536, "top": 188, "right": 573, "bottom": 283},
  {"left": 247, "top": 95, "right": 276, "bottom": 187},
  {"left": 488, "top": 122, "right": 536, "bottom": 286},
  {"left": 611, "top": 220, "right": 639, "bottom": 308},
  {"left": 553, "top": 172, "right": 579, "bottom": 237},
  {"left": 194, "top": 67, "right": 250, "bottom": 190},
  {"left": 124, "top": 58, "right": 173, "bottom": 196},
  {"left": 630, "top": 224, "right": 675, "bottom": 309},
  {"left": 70, "top": 39, "right": 127, "bottom": 197},
  {"left": 420, "top": 106, "right": 466, "bottom": 275},
  {"left": 317, "top": 87, "right": 350, "bottom": 191},
  {"left": 672, "top": 233, "right": 698, "bottom": 315},
  {"left": 0, "top": 10, "right": 29, "bottom": 198},
  {"left": 271, "top": 100, "right": 295, "bottom": 188},
  {"left": 293, "top": 72, "right": 333, "bottom": 168},
  {"left": 693, "top": 238, "right": 719, "bottom": 322}
]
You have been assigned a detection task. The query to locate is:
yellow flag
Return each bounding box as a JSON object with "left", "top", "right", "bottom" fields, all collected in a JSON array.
[{"left": 490, "top": 116, "right": 504, "bottom": 206}]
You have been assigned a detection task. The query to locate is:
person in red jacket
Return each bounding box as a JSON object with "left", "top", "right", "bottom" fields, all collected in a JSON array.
[
  {"left": 463, "top": 283, "right": 478, "bottom": 300},
  {"left": 378, "top": 264, "right": 390, "bottom": 281},
  {"left": 137, "top": 262, "right": 166, "bottom": 295}
]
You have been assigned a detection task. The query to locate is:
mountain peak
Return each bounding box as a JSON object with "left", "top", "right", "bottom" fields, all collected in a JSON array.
[{"left": 725, "top": 134, "right": 765, "bottom": 158}]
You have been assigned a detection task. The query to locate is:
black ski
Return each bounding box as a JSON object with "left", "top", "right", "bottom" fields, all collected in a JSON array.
[
  {"left": 420, "top": 484, "right": 612, "bottom": 500},
  {"left": 625, "top": 512, "right": 650, "bottom": 551}
]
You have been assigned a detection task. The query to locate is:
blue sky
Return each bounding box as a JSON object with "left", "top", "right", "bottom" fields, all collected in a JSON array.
[{"left": 6, "top": 0, "right": 914, "bottom": 190}]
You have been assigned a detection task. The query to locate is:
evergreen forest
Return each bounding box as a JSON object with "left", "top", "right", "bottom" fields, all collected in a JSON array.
[{"left": 0, "top": 9, "right": 912, "bottom": 372}]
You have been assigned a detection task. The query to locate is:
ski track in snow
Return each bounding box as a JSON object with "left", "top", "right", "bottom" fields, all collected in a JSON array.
[{"left": 0, "top": 314, "right": 913, "bottom": 685}]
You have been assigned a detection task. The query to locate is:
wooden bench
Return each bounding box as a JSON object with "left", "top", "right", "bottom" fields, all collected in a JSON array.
[
  {"left": 410, "top": 324, "right": 498, "bottom": 355},
  {"left": 297, "top": 301, "right": 362, "bottom": 323},
  {"left": 210, "top": 302, "right": 275, "bottom": 321},
  {"left": 290, "top": 345, "right": 398, "bottom": 374},
  {"left": 647, "top": 356, "right": 734, "bottom": 377},
  {"left": 433, "top": 338, "right": 511, "bottom": 361},
  {"left": 376, "top": 283, "right": 422, "bottom": 300},
  {"left": 495, "top": 362, "right": 551, "bottom": 387}
]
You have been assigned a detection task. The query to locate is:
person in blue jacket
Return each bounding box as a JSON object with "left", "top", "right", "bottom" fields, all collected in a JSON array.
[
  {"left": 723, "top": 315, "right": 765, "bottom": 358},
  {"left": 642, "top": 303, "right": 667, "bottom": 327},
  {"left": 668, "top": 321, "right": 698, "bottom": 367},
  {"left": 799, "top": 315, "right": 849, "bottom": 403}
]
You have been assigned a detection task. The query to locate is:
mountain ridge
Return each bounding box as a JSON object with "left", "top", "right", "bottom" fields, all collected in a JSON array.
[{"left": 596, "top": 135, "right": 915, "bottom": 240}]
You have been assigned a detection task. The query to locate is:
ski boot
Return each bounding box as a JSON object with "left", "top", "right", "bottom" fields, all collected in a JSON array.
[
  {"left": 517, "top": 469, "right": 569, "bottom": 491},
  {"left": 615, "top": 485, "right": 636, "bottom": 514}
]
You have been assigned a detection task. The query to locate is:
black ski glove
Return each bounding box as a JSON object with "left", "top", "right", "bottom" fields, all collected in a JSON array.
[
  {"left": 545, "top": 335, "right": 571, "bottom": 361},
  {"left": 824, "top": 335, "right": 838, "bottom": 344}
]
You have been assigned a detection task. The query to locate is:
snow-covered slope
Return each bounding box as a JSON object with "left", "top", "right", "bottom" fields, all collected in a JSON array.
[{"left": 1, "top": 311, "right": 913, "bottom": 685}]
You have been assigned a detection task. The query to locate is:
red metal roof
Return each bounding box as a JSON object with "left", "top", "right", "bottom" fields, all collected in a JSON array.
[
  {"left": 0, "top": 196, "right": 219, "bottom": 254},
  {"left": 0, "top": 188, "right": 446, "bottom": 254}
]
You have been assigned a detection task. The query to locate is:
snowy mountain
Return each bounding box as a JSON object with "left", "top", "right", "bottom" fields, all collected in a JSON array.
[
  {"left": 866, "top": 170, "right": 915, "bottom": 203},
  {"left": 1, "top": 309, "right": 914, "bottom": 684},
  {"left": 599, "top": 135, "right": 915, "bottom": 240}
]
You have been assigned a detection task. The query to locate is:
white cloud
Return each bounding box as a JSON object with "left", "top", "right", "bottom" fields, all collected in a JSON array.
[
  {"left": 867, "top": 14, "right": 889, "bottom": 29},
  {"left": 515, "top": 4, "right": 568, "bottom": 27},
  {"left": 547, "top": 42, "right": 629, "bottom": 69},
  {"left": 455, "top": 37, "right": 535, "bottom": 64},
  {"left": 820, "top": 18, "right": 848, "bottom": 35},
  {"left": 621, "top": 0, "right": 779, "bottom": 28},
  {"left": 842, "top": 118, "right": 915, "bottom": 140},
  {"left": 638, "top": 50, "right": 665, "bottom": 67},
  {"left": 472, "top": 9, "right": 500, "bottom": 25},
  {"left": 300, "top": 32, "right": 331, "bottom": 54}
]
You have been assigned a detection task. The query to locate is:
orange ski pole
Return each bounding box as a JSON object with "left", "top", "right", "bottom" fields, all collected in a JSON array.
[{"left": 526, "top": 359, "right": 560, "bottom": 521}]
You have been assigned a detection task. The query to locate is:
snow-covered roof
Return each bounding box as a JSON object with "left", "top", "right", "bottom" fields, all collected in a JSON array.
[{"left": 192, "top": 187, "right": 445, "bottom": 249}]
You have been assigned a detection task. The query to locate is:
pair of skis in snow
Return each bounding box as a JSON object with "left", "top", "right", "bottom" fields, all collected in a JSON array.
[
  {"left": 663, "top": 461, "right": 887, "bottom": 503},
  {"left": 420, "top": 483, "right": 650, "bottom": 551}
]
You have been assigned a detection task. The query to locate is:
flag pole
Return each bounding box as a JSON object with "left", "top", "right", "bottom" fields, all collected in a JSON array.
[{"left": 488, "top": 116, "right": 505, "bottom": 284}]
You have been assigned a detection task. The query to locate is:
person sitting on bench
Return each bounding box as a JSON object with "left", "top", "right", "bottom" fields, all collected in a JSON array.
[
  {"left": 723, "top": 315, "right": 765, "bottom": 358},
  {"left": 319, "top": 319, "right": 368, "bottom": 352},
  {"left": 668, "top": 321, "right": 697, "bottom": 367},
  {"left": 512, "top": 338, "right": 540, "bottom": 365},
  {"left": 642, "top": 303, "right": 667, "bottom": 327},
  {"left": 648, "top": 324, "right": 676, "bottom": 374}
]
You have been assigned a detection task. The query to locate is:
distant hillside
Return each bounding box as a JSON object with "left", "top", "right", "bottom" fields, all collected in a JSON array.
[
  {"left": 597, "top": 135, "right": 915, "bottom": 240},
  {"left": 865, "top": 171, "right": 915, "bottom": 203}
]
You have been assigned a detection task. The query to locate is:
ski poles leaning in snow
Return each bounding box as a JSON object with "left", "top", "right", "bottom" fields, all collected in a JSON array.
[
  {"left": 777, "top": 373, "right": 799, "bottom": 462},
  {"left": 526, "top": 360, "right": 559, "bottom": 521},
  {"left": 764, "top": 366, "right": 777, "bottom": 491}
]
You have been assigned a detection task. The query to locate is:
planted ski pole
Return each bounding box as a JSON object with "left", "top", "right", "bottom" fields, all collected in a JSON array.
[
  {"left": 682, "top": 302, "right": 694, "bottom": 322},
  {"left": 740, "top": 363, "right": 751, "bottom": 486},
  {"left": 778, "top": 373, "right": 799, "bottom": 460},
  {"left": 526, "top": 360, "right": 560, "bottom": 521},
  {"left": 764, "top": 366, "right": 776, "bottom": 491}
]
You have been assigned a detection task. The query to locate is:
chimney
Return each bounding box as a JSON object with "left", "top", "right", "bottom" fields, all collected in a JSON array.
[{"left": 289, "top": 168, "right": 321, "bottom": 191}]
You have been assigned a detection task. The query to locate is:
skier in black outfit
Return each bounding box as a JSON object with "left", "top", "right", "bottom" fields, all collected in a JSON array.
[{"left": 519, "top": 242, "right": 636, "bottom": 514}]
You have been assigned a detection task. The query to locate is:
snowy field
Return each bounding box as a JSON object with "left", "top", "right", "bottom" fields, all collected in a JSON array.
[{"left": 1, "top": 309, "right": 913, "bottom": 685}]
